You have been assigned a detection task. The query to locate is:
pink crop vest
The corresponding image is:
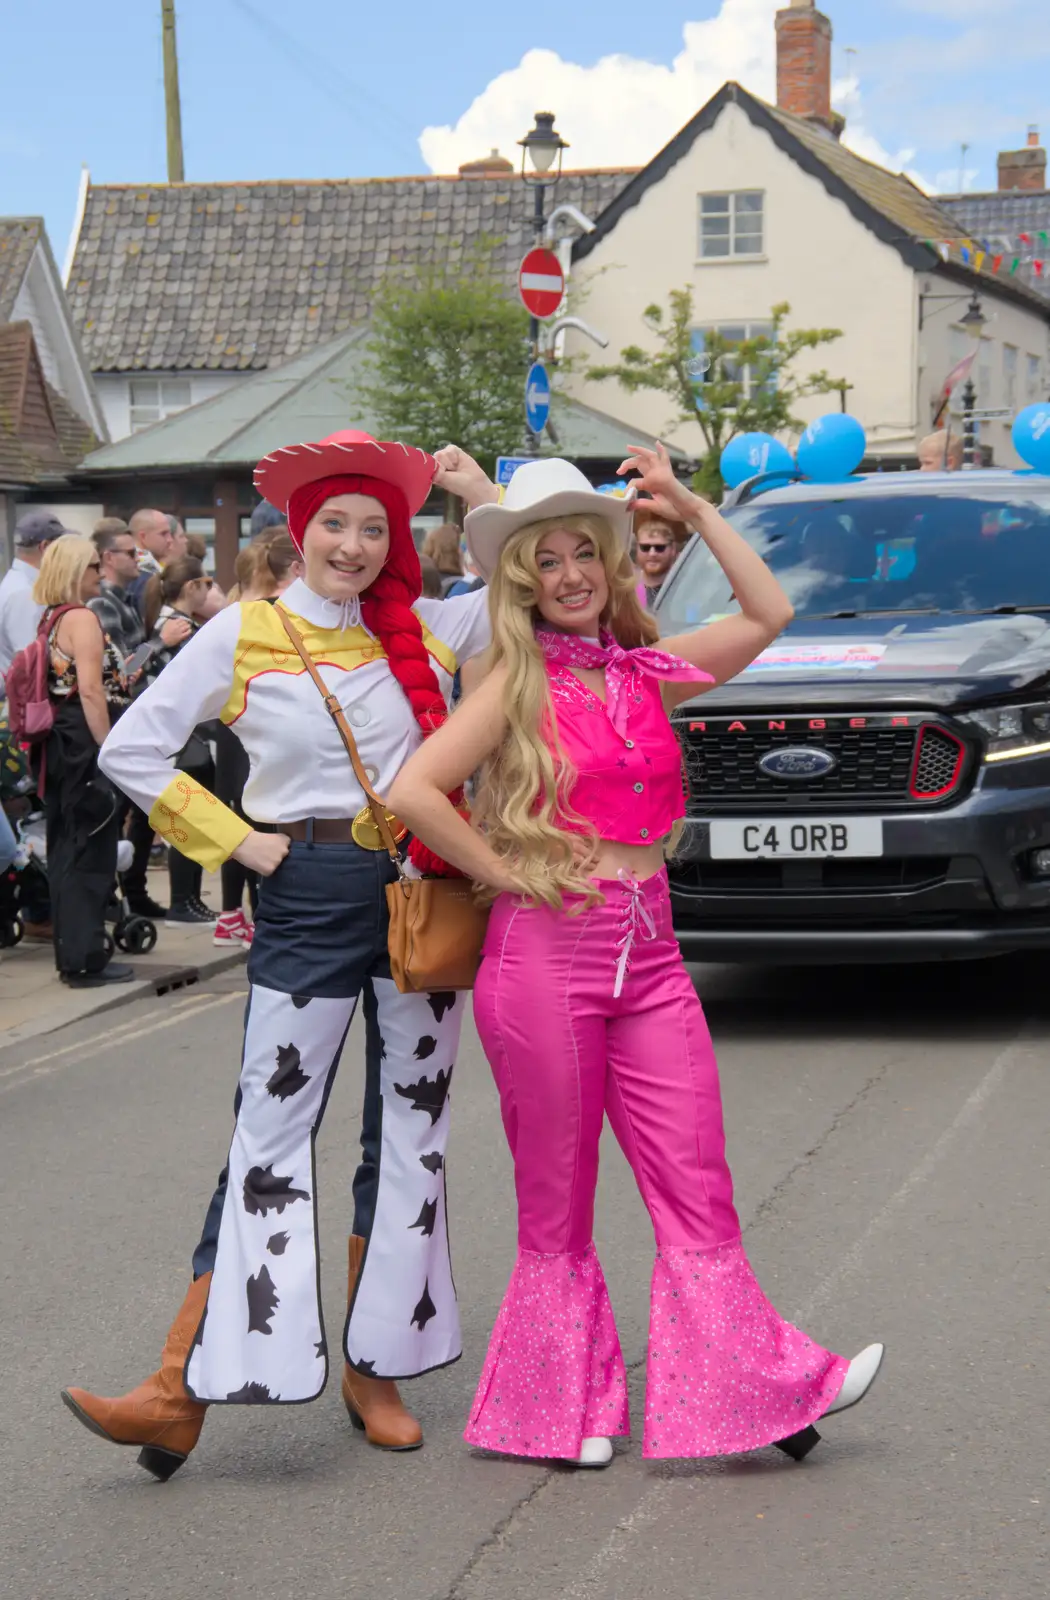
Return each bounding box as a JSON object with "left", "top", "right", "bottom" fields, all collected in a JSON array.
[{"left": 544, "top": 662, "right": 687, "bottom": 845}]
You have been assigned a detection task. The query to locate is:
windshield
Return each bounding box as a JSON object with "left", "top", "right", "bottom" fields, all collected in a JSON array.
[{"left": 659, "top": 488, "right": 1050, "bottom": 626}]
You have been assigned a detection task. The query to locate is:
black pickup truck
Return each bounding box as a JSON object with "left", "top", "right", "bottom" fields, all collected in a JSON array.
[{"left": 655, "top": 468, "right": 1050, "bottom": 962}]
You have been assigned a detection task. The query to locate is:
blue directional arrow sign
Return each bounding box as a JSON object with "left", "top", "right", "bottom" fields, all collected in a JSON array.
[{"left": 525, "top": 361, "right": 551, "bottom": 435}]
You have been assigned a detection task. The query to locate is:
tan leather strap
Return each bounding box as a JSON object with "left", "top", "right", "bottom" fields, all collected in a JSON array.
[{"left": 275, "top": 605, "right": 403, "bottom": 866}]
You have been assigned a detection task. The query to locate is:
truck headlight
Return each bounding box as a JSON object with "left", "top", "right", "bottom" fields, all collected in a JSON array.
[{"left": 960, "top": 703, "right": 1050, "bottom": 762}]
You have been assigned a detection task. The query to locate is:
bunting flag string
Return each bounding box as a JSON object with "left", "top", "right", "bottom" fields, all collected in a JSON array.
[{"left": 920, "top": 229, "right": 1050, "bottom": 277}]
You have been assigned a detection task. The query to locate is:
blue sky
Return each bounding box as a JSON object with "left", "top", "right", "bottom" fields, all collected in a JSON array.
[{"left": 2, "top": 0, "right": 1047, "bottom": 263}]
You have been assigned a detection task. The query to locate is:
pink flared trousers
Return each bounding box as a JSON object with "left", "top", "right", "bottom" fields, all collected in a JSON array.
[{"left": 466, "top": 870, "right": 848, "bottom": 1460}]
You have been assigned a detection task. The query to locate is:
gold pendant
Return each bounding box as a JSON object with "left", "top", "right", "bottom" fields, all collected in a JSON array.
[{"left": 352, "top": 803, "right": 407, "bottom": 851}]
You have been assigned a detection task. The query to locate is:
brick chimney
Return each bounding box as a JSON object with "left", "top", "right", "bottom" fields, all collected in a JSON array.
[
  {"left": 775, "top": 0, "right": 845, "bottom": 139},
  {"left": 997, "top": 126, "right": 1047, "bottom": 192}
]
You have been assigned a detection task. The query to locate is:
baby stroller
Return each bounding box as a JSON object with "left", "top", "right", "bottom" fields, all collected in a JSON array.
[
  {"left": 108, "top": 837, "right": 159, "bottom": 958},
  {"left": 0, "top": 794, "right": 158, "bottom": 959}
]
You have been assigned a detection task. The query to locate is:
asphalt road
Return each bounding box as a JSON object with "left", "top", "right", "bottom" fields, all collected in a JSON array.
[{"left": 2, "top": 953, "right": 1047, "bottom": 1600}]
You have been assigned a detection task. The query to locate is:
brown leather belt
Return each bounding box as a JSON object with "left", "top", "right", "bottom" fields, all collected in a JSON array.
[{"left": 278, "top": 818, "right": 356, "bottom": 843}]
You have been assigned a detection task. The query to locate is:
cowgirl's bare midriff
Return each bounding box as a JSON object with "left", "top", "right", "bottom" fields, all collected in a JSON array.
[{"left": 591, "top": 838, "right": 669, "bottom": 883}]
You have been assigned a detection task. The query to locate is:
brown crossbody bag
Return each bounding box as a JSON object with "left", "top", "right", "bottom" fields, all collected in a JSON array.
[{"left": 276, "top": 605, "right": 488, "bottom": 993}]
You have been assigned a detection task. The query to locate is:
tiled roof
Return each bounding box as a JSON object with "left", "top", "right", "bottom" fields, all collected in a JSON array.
[
  {"left": 78, "top": 325, "right": 683, "bottom": 475},
  {"left": 0, "top": 321, "right": 98, "bottom": 487},
  {"left": 575, "top": 84, "right": 1050, "bottom": 321},
  {"left": 0, "top": 217, "right": 42, "bottom": 321},
  {"left": 939, "top": 191, "right": 1050, "bottom": 301},
  {"left": 68, "top": 170, "right": 636, "bottom": 374}
]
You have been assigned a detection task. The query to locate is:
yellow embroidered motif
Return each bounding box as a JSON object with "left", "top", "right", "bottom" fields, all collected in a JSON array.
[
  {"left": 221, "top": 600, "right": 457, "bottom": 723},
  {"left": 149, "top": 775, "right": 251, "bottom": 872}
]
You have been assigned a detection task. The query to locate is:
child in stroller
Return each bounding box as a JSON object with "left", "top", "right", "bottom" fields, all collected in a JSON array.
[{"left": 1, "top": 736, "right": 158, "bottom": 957}]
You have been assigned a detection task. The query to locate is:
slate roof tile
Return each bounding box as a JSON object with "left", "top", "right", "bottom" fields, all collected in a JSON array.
[
  {"left": 0, "top": 217, "right": 41, "bottom": 321},
  {"left": 68, "top": 170, "right": 635, "bottom": 372},
  {"left": 939, "top": 191, "right": 1050, "bottom": 302}
]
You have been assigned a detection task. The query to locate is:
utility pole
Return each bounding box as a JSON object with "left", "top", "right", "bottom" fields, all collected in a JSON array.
[{"left": 161, "top": 0, "right": 185, "bottom": 183}]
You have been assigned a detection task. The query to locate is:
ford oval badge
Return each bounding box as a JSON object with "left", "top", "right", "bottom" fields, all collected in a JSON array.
[{"left": 759, "top": 746, "right": 837, "bottom": 781}]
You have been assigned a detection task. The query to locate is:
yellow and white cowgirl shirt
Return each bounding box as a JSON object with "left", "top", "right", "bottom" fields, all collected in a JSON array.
[{"left": 100, "top": 578, "right": 490, "bottom": 868}]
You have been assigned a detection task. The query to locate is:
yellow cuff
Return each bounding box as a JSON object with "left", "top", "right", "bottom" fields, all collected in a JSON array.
[{"left": 149, "top": 774, "right": 252, "bottom": 873}]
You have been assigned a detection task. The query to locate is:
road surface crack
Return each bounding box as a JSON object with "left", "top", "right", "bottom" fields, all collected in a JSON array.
[
  {"left": 743, "top": 1049, "right": 904, "bottom": 1234},
  {"left": 437, "top": 1469, "right": 557, "bottom": 1600}
]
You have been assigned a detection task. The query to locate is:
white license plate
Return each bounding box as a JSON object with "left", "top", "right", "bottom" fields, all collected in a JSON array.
[{"left": 709, "top": 818, "right": 884, "bottom": 860}]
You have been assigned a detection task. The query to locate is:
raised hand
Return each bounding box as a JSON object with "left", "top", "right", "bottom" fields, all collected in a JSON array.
[
  {"left": 433, "top": 445, "right": 500, "bottom": 509},
  {"left": 617, "top": 441, "right": 697, "bottom": 522}
]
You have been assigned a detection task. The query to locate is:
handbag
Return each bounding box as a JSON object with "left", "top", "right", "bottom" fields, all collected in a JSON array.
[{"left": 275, "top": 606, "right": 489, "bottom": 994}]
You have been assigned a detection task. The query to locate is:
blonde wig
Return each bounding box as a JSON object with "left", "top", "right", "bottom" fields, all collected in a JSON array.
[
  {"left": 471, "top": 512, "right": 659, "bottom": 908},
  {"left": 32, "top": 536, "right": 96, "bottom": 607}
]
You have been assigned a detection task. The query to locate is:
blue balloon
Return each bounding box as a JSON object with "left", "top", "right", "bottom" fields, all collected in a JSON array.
[
  {"left": 597, "top": 480, "right": 629, "bottom": 495},
  {"left": 720, "top": 432, "right": 795, "bottom": 489},
  {"left": 1012, "top": 403, "right": 1050, "bottom": 473},
  {"left": 796, "top": 413, "right": 867, "bottom": 482}
]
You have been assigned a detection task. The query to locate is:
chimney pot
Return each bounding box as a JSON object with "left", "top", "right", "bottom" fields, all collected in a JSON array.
[
  {"left": 775, "top": 1, "right": 845, "bottom": 137},
  {"left": 998, "top": 130, "right": 1046, "bottom": 191}
]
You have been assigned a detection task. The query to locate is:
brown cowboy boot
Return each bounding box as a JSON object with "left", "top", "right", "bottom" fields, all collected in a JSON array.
[
  {"left": 61, "top": 1273, "right": 211, "bottom": 1481},
  {"left": 341, "top": 1235, "right": 423, "bottom": 1451}
]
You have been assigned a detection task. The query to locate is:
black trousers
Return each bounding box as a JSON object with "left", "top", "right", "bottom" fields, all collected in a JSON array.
[
  {"left": 120, "top": 795, "right": 155, "bottom": 901},
  {"left": 169, "top": 749, "right": 214, "bottom": 909},
  {"left": 214, "top": 722, "right": 258, "bottom": 915},
  {"left": 41, "top": 702, "right": 120, "bottom": 976}
]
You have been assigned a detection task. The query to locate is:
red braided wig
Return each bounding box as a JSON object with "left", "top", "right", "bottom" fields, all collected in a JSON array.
[{"left": 288, "top": 474, "right": 461, "bottom": 876}]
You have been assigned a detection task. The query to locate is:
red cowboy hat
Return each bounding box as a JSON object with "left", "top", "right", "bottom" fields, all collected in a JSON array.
[{"left": 253, "top": 430, "right": 436, "bottom": 518}]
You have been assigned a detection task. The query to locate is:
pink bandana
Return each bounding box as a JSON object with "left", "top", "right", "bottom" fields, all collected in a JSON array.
[{"left": 537, "top": 627, "right": 713, "bottom": 739}]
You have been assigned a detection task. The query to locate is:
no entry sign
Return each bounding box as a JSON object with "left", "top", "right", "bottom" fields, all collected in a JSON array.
[{"left": 518, "top": 248, "right": 564, "bottom": 318}]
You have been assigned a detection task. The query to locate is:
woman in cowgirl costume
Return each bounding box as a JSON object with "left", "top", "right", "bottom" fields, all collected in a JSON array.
[
  {"left": 391, "top": 444, "right": 883, "bottom": 1469},
  {"left": 61, "top": 431, "right": 489, "bottom": 1478}
]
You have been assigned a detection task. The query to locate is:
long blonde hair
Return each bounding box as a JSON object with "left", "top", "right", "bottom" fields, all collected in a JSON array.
[
  {"left": 33, "top": 536, "right": 96, "bottom": 607},
  {"left": 471, "top": 513, "right": 657, "bottom": 908}
]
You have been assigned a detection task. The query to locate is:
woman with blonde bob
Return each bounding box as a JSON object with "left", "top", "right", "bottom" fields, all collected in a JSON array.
[
  {"left": 389, "top": 444, "right": 883, "bottom": 1469},
  {"left": 31, "top": 536, "right": 133, "bottom": 986}
]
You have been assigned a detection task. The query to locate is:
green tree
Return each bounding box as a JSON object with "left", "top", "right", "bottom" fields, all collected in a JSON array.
[
  {"left": 588, "top": 292, "right": 847, "bottom": 497},
  {"left": 359, "top": 259, "right": 530, "bottom": 483}
]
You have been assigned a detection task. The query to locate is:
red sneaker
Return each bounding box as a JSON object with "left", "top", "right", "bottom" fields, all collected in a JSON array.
[{"left": 213, "top": 911, "right": 253, "bottom": 949}]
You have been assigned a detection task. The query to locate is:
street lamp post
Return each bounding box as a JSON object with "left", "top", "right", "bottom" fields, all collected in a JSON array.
[
  {"left": 519, "top": 112, "right": 568, "bottom": 455},
  {"left": 962, "top": 376, "right": 978, "bottom": 469}
]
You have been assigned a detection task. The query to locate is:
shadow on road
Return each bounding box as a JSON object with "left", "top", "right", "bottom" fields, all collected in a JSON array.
[{"left": 691, "top": 950, "right": 1048, "bottom": 1043}]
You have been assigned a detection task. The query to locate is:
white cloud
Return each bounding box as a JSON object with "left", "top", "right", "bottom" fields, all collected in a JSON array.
[
  {"left": 419, "top": 0, "right": 779, "bottom": 173},
  {"left": 420, "top": 0, "right": 940, "bottom": 197},
  {"left": 832, "top": 72, "right": 933, "bottom": 191}
]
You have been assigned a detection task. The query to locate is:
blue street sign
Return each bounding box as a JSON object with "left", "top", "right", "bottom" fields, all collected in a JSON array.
[
  {"left": 525, "top": 361, "right": 551, "bottom": 435},
  {"left": 495, "top": 455, "right": 532, "bottom": 486}
]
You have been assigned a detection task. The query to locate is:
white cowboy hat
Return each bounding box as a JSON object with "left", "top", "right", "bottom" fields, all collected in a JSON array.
[{"left": 464, "top": 458, "right": 636, "bottom": 583}]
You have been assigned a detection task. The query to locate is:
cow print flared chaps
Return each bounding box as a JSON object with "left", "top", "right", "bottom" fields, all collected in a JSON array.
[{"left": 185, "top": 979, "right": 463, "bottom": 1403}]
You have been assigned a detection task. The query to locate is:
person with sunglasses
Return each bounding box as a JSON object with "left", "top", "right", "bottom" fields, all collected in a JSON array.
[
  {"left": 634, "top": 504, "right": 689, "bottom": 609},
  {"left": 28, "top": 536, "right": 134, "bottom": 987}
]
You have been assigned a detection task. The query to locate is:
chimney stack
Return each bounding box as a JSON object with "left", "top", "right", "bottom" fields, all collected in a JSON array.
[
  {"left": 997, "top": 126, "right": 1047, "bottom": 191},
  {"left": 775, "top": 1, "right": 845, "bottom": 139}
]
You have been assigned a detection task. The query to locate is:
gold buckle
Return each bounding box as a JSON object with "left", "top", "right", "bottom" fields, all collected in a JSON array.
[{"left": 351, "top": 803, "right": 408, "bottom": 851}]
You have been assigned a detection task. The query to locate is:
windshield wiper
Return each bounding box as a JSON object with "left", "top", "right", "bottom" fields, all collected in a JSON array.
[
  {"left": 949, "top": 604, "right": 1050, "bottom": 616},
  {"left": 801, "top": 607, "right": 942, "bottom": 621}
]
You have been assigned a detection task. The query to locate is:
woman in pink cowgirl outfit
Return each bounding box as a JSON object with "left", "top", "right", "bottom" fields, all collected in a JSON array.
[{"left": 389, "top": 443, "right": 883, "bottom": 1468}]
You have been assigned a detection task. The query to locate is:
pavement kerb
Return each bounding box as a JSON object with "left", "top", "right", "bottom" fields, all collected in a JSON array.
[{"left": 0, "top": 946, "right": 248, "bottom": 1053}]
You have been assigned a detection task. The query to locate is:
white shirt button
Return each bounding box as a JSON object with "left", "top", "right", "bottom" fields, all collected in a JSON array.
[
  {"left": 640, "top": 828, "right": 650, "bottom": 839},
  {"left": 625, "top": 739, "right": 635, "bottom": 749},
  {"left": 348, "top": 705, "right": 370, "bottom": 727},
  {"left": 365, "top": 764, "right": 379, "bottom": 786}
]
